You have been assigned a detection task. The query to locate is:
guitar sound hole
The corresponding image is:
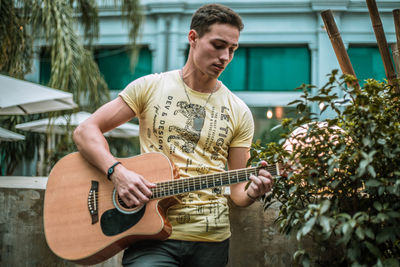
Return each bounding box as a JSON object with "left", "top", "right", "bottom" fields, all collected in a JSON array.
[
  {"left": 112, "top": 189, "right": 144, "bottom": 214},
  {"left": 117, "top": 196, "right": 137, "bottom": 209}
]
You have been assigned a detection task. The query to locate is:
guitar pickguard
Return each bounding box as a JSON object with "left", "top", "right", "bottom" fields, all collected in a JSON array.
[{"left": 100, "top": 205, "right": 146, "bottom": 236}]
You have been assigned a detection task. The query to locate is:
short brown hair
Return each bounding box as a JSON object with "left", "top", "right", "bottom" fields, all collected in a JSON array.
[{"left": 190, "top": 4, "right": 244, "bottom": 37}]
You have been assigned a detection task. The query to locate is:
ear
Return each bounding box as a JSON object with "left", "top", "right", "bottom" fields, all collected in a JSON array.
[{"left": 188, "top": 29, "right": 198, "bottom": 48}]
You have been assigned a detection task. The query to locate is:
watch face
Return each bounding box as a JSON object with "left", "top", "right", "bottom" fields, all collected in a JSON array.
[{"left": 108, "top": 168, "right": 113, "bottom": 174}]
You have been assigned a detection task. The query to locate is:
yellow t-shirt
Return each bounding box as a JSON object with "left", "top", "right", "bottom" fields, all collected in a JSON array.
[{"left": 119, "top": 70, "right": 254, "bottom": 242}]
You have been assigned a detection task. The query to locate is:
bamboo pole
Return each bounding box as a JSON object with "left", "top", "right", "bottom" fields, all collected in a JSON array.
[
  {"left": 321, "top": 10, "right": 359, "bottom": 87},
  {"left": 393, "top": 44, "right": 400, "bottom": 78},
  {"left": 366, "top": 0, "right": 397, "bottom": 86},
  {"left": 393, "top": 9, "right": 400, "bottom": 78}
]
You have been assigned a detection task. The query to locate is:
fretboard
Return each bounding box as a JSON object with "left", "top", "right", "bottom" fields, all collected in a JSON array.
[{"left": 150, "top": 164, "right": 278, "bottom": 199}]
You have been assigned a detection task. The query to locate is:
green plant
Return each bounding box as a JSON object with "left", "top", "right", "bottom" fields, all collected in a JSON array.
[
  {"left": 250, "top": 71, "right": 400, "bottom": 266},
  {"left": 0, "top": 0, "right": 142, "bottom": 175}
]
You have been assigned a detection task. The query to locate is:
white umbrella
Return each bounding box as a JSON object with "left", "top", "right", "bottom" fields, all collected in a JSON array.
[
  {"left": 15, "top": 111, "right": 139, "bottom": 138},
  {"left": 0, "top": 74, "right": 77, "bottom": 115},
  {"left": 0, "top": 127, "right": 25, "bottom": 142}
]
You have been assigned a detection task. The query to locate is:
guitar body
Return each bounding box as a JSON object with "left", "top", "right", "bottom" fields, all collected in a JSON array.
[{"left": 43, "top": 152, "right": 178, "bottom": 265}]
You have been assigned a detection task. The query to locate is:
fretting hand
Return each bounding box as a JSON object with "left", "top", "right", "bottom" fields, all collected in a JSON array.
[{"left": 246, "top": 161, "right": 273, "bottom": 201}]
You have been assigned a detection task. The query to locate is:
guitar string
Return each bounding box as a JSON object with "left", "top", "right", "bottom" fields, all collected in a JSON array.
[
  {"left": 94, "top": 166, "right": 279, "bottom": 210},
  {"left": 151, "top": 165, "right": 277, "bottom": 198},
  {"left": 152, "top": 165, "right": 277, "bottom": 189},
  {"left": 98, "top": 166, "right": 278, "bottom": 198},
  {"left": 97, "top": 174, "right": 273, "bottom": 200},
  {"left": 95, "top": 165, "right": 278, "bottom": 199}
]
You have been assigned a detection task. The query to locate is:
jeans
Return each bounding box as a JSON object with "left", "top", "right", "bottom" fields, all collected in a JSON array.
[{"left": 122, "top": 239, "right": 230, "bottom": 267}]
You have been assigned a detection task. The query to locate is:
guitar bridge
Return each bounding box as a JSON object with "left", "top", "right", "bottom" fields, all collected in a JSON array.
[{"left": 88, "top": 180, "right": 99, "bottom": 224}]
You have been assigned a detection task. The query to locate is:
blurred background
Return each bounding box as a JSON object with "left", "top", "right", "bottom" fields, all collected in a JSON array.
[{"left": 1, "top": 0, "right": 398, "bottom": 176}]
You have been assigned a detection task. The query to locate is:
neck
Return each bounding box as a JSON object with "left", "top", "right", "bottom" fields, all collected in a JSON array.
[{"left": 181, "top": 66, "right": 219, "bottom": 93}]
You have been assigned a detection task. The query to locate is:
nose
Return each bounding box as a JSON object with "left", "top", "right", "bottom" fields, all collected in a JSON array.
[{"left": 219, "top": 48, "right": 230, "bottom": 62}]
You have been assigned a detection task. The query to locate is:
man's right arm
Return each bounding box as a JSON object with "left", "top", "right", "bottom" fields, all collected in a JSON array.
[{"left": 73, "top": 96, "right": 155, "bottom": 207}]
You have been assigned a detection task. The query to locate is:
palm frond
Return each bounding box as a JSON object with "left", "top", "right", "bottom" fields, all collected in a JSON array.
[
  {"left": 32, "top": 0, "right": 109, "bottom": 110},
  {"left": 73, "top": 0, "right": 99, "bottom": 45},
  {"left": 120, "top": 0, "right": 143, "bottom": 70},
  {"left": 0, "top": 0, "right": 33, "bottom": 78}
]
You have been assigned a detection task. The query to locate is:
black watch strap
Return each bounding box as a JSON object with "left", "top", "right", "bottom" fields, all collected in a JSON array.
[{"left": 107, "top": 162, "right": 121, "bottom": 181}]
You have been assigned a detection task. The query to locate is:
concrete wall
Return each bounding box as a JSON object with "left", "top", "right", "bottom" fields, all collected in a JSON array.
[{"left": 0, "top": 177, "right": 298, "bottom": 267}]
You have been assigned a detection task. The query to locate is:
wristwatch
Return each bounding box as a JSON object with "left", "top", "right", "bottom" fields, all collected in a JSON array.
[{"left": 107, "top": 162, "right": 121, "bottom": 181}]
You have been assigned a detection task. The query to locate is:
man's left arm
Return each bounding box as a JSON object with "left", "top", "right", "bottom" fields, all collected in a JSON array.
[{"left": 228, "top": 147, "right": 273, "bottom": 207}]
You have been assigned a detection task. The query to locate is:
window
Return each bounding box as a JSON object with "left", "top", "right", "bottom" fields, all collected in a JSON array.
[
  {"left": 218, "top": 48, "right": 247, "bottom": 90},
  {"left": 219, "top": 46, "right": 310, "bottom": 91},
  {"left": 348, "top": 46, "right": 393, "bottom": 83},
  {"left": 39, "top": 49, "right": 51, "bottom": 85},
  {"left": 39, "top": 47, "right": 152, "bottom": 90},
  {"left": 95, "top": 47, "right": 152, "bottom": 90}
]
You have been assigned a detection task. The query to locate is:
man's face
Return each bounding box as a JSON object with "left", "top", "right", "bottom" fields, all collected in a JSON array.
[{"left": 190, "top": 23, "right": 240, "bottom": 78}]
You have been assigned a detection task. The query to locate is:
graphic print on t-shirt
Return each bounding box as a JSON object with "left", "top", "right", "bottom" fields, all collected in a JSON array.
[
  {"left": 168, "top": 101, "right": 205, "bottom": 153},
  {"left": 151, "top": 93, "right": 232, "bottom": 168}
]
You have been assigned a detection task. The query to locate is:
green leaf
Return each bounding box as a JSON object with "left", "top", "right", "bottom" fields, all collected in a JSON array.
[
  {"left": 364, "top": 241, "right": 381, "bottom": 257},
  {"left": 358, "top": 159, "right": 368, "bottom": 176},
  {"left": 320, "top": 200, "right": 331, "bottom": 214},
  {"left": 365, "top": 179, "right": 381, "bottom": 187},
  {"left": 296, "top": 230, "right": 303, "bottom": 241},
  {"left": 302, "top": 217, "right": 316, "bottom": 236},
  {"left": 293, "top": 250, "right": 305, "bottom": 261},
  {"left": 319, "top": 216, "right": 331, "bottom": 233},
  {"left": 377, "top": 213, "right": 389, "bottom": 222},
  {"left": 354, "top": 211, "right": 369, "bottom": 223},
  {"left": 289, "top": 185, "right": 298, "bottom": 194},
  {"left": 378, "top": 186, "right": 385, "bottom": 196},
  {"left": 270, "top": 124, "right": 282, "bottom": 132},
  {"left": 364, "top": 227, "right": 375, "bottom": 239},
  {"left": 373, "top": 201, "right": 383, "bottom": 211},
  {"left": 342, "top": 222, "right": 353, "bottom": 236},
  {"left": 377, "top": 138, "right": 386, "bottom": 145},
  {"left": 362, "top": 137, "right": 372, "bottom": 147},
  {"left": 288, "top": 99, "right": 303, "bottom": 106},
  {"left": 302, "top": 255, "right": 310, "bottom": 267},
  {"left": 355, "top": 226, "right": 365, "bottom": 240},
  {"left": 367, "top": 165, "right": 376, "bottom": 177},
  {"left": 337, "top": 213, "right": 352, "bottom": 221},
  {"left": 376, "top": 228, "right": 392, "bottom": 244}
]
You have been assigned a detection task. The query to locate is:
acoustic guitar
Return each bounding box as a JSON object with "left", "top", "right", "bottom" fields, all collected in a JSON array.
[{"left": 43, "top": 152, "right": 278, "bottom": 265}]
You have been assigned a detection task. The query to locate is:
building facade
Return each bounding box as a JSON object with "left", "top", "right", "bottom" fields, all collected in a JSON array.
[{"left": 28, "top": 0, "right": 399, "bottom": 139}]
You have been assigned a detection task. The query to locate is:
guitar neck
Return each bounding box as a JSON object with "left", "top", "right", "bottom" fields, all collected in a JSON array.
[{"left": 150, "top": 164, "right": 278, "bottom": 200}]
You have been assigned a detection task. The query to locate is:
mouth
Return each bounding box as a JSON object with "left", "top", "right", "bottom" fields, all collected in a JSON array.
[{"left": 212, "top": 64, "right": 225, "bottom": 72}]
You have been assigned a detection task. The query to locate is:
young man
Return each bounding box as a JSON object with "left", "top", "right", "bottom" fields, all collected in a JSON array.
[{"left": 73, "top": 4, "right": 273, "bottom": 267}]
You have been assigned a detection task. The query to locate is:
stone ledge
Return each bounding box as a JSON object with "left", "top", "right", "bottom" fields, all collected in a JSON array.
[{"left": 0, "top": 176, "right": 48, "bottom": 189}]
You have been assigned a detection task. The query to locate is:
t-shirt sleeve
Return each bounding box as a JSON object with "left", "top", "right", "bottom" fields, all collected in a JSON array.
[
  {"left": 118, "top": 76, "right": 150, "bottom": 116},
  {"left": 230, "top": 107, "right": 254, "bottom": 148}
]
